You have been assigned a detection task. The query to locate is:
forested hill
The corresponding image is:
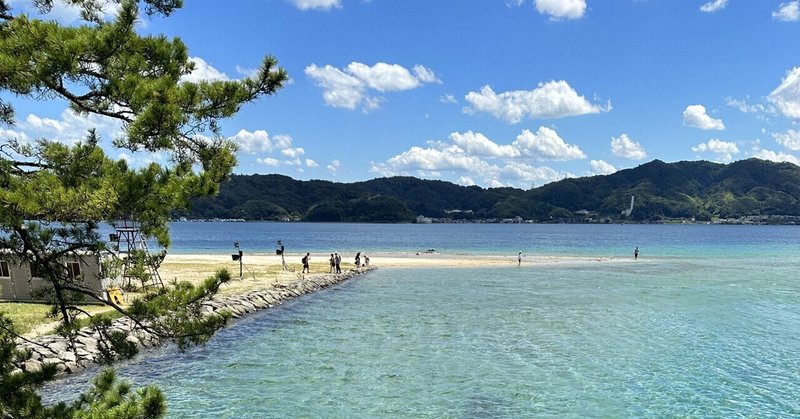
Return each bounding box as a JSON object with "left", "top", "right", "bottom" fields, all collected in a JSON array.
[{"left": 181, "top": 158, "right": 800, "bottom": 223}]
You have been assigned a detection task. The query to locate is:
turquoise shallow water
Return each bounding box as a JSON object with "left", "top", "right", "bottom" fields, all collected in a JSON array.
[{"left": 42, "top": 225, "right": 800, "bottom": 417}]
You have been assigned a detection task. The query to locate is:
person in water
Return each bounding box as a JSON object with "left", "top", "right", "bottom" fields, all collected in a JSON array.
[{"left": 634, "top": 246, "right": 639, "bottom": 260}]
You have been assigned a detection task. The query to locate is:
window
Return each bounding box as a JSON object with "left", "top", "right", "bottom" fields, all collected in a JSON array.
[
  {"left": 66, "top": 261, "right": 81, "bottom": 279},
  {"left": 0, "top": 260, "right": 9, "bottom": 278}
]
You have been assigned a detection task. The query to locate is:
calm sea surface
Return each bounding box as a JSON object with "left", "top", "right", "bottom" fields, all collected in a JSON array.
[{"left": 43, "top": 223, "right": 800, "bottom": 417}]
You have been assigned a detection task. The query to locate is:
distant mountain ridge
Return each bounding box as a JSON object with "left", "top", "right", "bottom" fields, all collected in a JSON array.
[{"left": 182, "top": 159, "right": 800, "bottom": 222}]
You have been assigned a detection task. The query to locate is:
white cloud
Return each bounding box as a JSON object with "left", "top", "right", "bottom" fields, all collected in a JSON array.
[
  {"left": 512, "top": 127, "right": 586, "bottom": 160},
  {"left": 346, "top": 62, "right": 422, "bottom": 92},
  {"left": 379, "top": 145, "right": 492, "bottom": 173},
  {"left": 440, "top": 94, "right": 458, "bottom": 104},
  {"left": 305, "top": 159, "right": 319, "bottom": 168},
  {"left": 768, "top": 67, "right": 800, "bottom": 119},
  {"left": 181, "top": 57, "right": 230, "bottom": 83},
  {"left": 773, "top": 1, "right": 800, "bottom": 21},
  {"left": 229, "top": 129, "right": 294, "bottom": 154},
  {"left": 370, "top": 127, "right": 587, "bottom": 187},
  {"left": 257, "top": 157, "right": 280, "bottom": 167},
  {"left": 692, "top": 138, "right": 739, "bottom": 161},
  {"left": 464, "top": 81, "right": 609, "bottom": 123},
  {"left": 772, "top": 129, "right": 800, "bottom": 151},
  {"left": 457, "top": 176, "right": 476, "bottom": 186},
  {"left": 235, "top": 65, "right": 259, "bottom": 78},
  {"left": 289, "top": 0, "right": 342, "bottom": 11},
  {"left": 726, "top": 97, "right": 767, "bottom": 114},
  {"left": 534, "top": 0, "right": 587, "bottom": 20},
  {"left": 449, "top": 131, "right": 520, "bottom": 158},
  {"left": 500, "top": 161, "right": 571, "bottom": 185},
  {"left": 611, "top": 133, "right": 647, "bottom": 160},
  {"left": 751, "top": 149, "right": 800, "bottom": 165},
  {"left": 413, "top": 65, "right": 442, "bottom": 84},
  {"left": 0, "top": 127, "right": 31, "bottom": 147},
  {"left": 700, "top": 0, "right": 728, "bottom": 13},
  {"left": 305, "top": 62, "right": 439, "bottom": 111},
  {"left": 327, "top": 159, "right": 341, "bottom": 173},
  {"left": 20, "top": 109, "right": 123, "bottom": 145},
  {"left": 588, "top": 159, "right": 616, "bottom": 175},
  {"left": 281, "top": 147, "right": 305, "bottom": 158},
  {"left": 7, "top": 0, "right": 123, "bottom": 24},
  {"left": 682, "top": 104, "right": 725, "bottom": 130}
]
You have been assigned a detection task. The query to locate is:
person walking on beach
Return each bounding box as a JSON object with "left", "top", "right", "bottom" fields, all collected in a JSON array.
[
  {"left": 329, "top": 253, "right": 335, "bottom": 273},
  {"left": 634, "top": 246, "right": 639, "bottom": 261},
  {"left": 518, "top": 251, "right": 523, "bottom": 266},
  {"left": 355, "top": 252, "right": 361, "bottom": 269},
  {"left": 334, "top": 252, "right": 341, "bottom": 273},
  {"left": 364, "top": 254, "right": 369, "bottom": 267},
  {"left": 302, "top": 253, "right": 310, "bottom": 273}
]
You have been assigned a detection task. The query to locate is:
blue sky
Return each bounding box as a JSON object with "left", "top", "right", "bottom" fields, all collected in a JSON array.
[{"left": 4, "top": 0, "right": 800, "bottom": 188}]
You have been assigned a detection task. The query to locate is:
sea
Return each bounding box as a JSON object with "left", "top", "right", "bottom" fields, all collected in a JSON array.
[{"left": 40, "top": 222, "right": 800, "bottom": 418}]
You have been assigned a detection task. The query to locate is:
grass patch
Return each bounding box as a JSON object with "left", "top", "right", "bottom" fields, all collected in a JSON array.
[
  {"left": 0, "top": 302, "right": 54, "bottom": 336},
  {"left": 0, "top": 302, "right": 121, "bottom": 337}
]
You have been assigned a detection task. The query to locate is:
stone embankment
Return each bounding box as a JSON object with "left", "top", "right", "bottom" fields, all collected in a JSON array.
[{"left": 15, "top": 267, "right": 375, "bottom": 376}]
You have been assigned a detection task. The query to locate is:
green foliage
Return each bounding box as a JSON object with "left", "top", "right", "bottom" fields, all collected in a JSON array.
[
  {"left": 0, "top": 313, "right": 62, "bottom": 419},
  {"left": 0, "top": 0, "right": 286, "bottom": 416},
  {"left": 70, "top": 369, "right": 165, "bottom": 419},
  {"left": 187, "top": 159, "right": 800, "bottom": 222}
]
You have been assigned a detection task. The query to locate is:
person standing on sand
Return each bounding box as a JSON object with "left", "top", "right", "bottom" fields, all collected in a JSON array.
[
  {"left": 518, "top": 251, "right": 523, "bottom": 266},
  {"left": 355, "top": 252, "right": 361, "bottom": 268},
  {"left": 634, "top": 247, "right": 639, "bottom": 261},
  {"left": 302, "top": 253, "right": 310, "bottom": 273},
  {"left": 364, "top": 254, "right": 369, "bottom": 266},
  {"left": 335, "top": 252, "right": 341, "bottom": 273},
  {"left": 329, "top": 253, "right": 335, "bottom": 273}
]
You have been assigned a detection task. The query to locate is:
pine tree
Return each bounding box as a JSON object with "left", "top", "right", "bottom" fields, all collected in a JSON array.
[{"left": 0, "top": 1, "right": 287, "bottom": 416}]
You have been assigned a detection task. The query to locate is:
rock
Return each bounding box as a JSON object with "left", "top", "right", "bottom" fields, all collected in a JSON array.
[{"left": 22, "top": 359, "right": 42, "bottom": 373}]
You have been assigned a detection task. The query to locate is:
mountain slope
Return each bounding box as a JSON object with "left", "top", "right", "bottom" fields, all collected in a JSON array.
[{"left": 183, "top": 159, "right": 800, "bottom": 222}]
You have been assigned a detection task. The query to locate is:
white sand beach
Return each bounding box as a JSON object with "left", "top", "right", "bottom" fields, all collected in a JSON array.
[{"left": 159, "top": 251, "right": 631, "bottom": 293}]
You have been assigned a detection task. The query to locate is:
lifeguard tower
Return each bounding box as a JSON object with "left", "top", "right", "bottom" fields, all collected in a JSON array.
[{"left": 110, "top": 218, "right": 164, "bottom": 289}]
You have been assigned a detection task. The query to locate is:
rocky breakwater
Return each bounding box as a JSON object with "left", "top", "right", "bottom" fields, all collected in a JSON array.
[{"left": 15, "top": 267, "right": 376, "bottom": 377}]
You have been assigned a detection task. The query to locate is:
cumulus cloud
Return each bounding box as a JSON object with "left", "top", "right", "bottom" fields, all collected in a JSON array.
[
  {"left": 181, "top": 57, "right": 230, "bottom": 83},
  {"left": 20, "top": 109, "right": 123, "bottom": 145},
  {"left": 512, "top": 127, "right": 586, "bottom": 160},
  {"left": 534, "top": 0, "right": 587, "bottom": 20},
  {"left": 692, "top": 138, "right": 740, "bottom": 161},
  {"left": 257, "top": 157, "right": 280, "bottom": 167},
  {"left": 305, "top": 62, "right": 439, "bottom": 111},
  {"left": 588, "top": 159, "right": 616, "bottom": 175},
  {"left": 289, "top": 0, "right": 342, "bottom": 11},
  {"left": 464, "top": 81, "right": 609, "bottom": 123},
  {"left": 449, "top": 131, "right": 520, "bottom": 158},
  {"left": 500, "top": 161, "right": 572, "bottom": 185},
  {"left": 611, "top": 133, "right": 647, "bottom": 160},
  {"left": 700, "top": 0, "right": 728, "bottom": 13},
  {"left": 370, "top": 127, "right": 580, "bottom": 188},
  {"left": 768, "top": 67, "right": 800, "bottom": 119},
  {"left": 327, "top": 159, "right": 341, "bottom": 173},
  {"left": 457, "top": 176, "right": 476, "bottom": 186},
  {"left": 229, "top": 129, "right": 293, "bottom": 154},
  {"left": 752, "top": 149, "right": 800, "bottom": 165},
  {"left": 772, "top": 129, "right": 800, "bottom": 151},
  {"left": 281, "top": 147, "right": 305, "bottom": 158},
  {"left": 773, "top": 1, "right": 800, "bottom": 21},
  {"left": 683, "top": 105, "right": 726, "bottom": 130}
]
